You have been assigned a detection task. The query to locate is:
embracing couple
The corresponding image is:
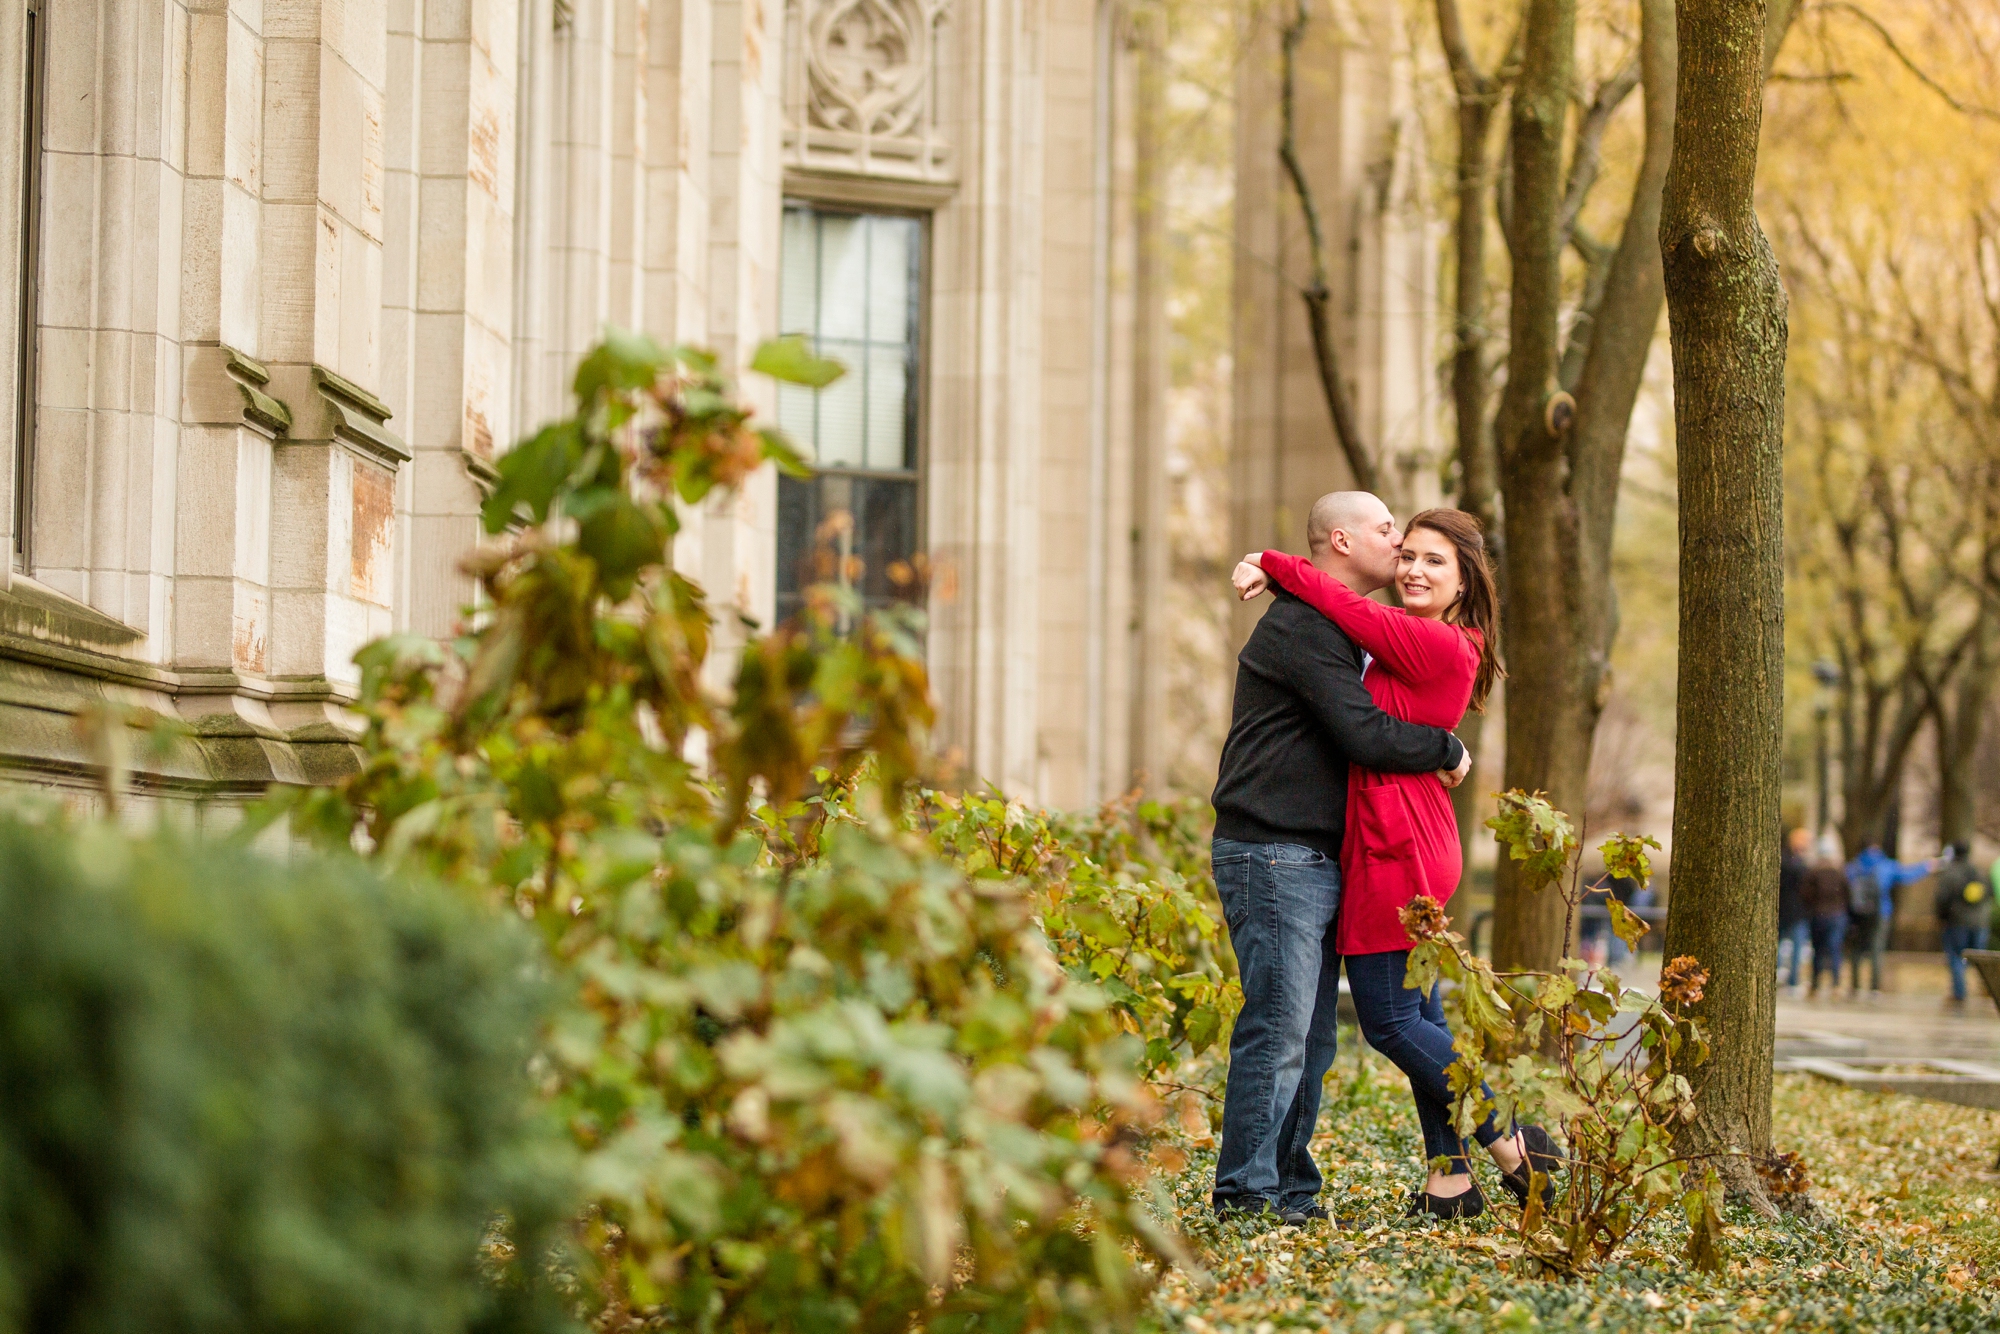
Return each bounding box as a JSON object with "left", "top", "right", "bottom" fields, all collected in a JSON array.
[{"left": 1208, "top": 491, "right": 1558, "bottom": 1226}]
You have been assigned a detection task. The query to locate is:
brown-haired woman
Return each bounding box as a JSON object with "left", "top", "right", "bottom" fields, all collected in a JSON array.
[{"left": 1234, "top": 508, "right": 1556, "bottom": 1220}]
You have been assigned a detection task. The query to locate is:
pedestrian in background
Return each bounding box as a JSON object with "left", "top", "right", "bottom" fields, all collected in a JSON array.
[
  {"left": 1845, "top": 842, "right": 1936, "bottom": 999},
  {"left": 1802, "top": 834, "right": 1852, "bottom": 999},
  {"left": 1933, "top": 841, "right": 1991, "bottom": 1007},
  {"left": 1779, "top": 828, "right": 1811, "bottom": 994}
]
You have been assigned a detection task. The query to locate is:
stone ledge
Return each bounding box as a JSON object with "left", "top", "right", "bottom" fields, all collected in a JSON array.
[
  {"left": 0, "top": 642, "right": 366, "bottom": 801},
  {"left": 1782, "top": 1055, "right": 2000, "bottom": 1111},
  {"left": 0, "top": 578, "right": 145, "bottom": 653}
]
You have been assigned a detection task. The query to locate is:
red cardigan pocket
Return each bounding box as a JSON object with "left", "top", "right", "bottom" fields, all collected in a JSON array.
[{"left": 1355, "top": 784, "right": 1419, "bottom": 864}]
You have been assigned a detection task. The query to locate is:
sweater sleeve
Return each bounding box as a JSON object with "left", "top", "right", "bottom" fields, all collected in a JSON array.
[
  {"left": 1246, "top": 597, "right": 1464, "bottom": 776},
  {"left": 1260, "top": 550, "right": 1468, "bottom": 684}
]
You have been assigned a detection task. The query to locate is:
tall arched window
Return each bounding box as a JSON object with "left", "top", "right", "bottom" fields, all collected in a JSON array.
[{"left": 773, "top": 203, "right": 925, "bottom": 626}]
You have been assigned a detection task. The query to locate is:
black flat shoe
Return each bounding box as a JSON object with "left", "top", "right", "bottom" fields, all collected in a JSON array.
[
  {"left": 1406, "top": 1185, "right": 1484, "bottom": 1220},
  {"left": 1278, "top": 1201, "right": 1330, "bottom": 1226},
  {"left": 1500, "top": 1125, "right": 1561, "bottom": 1209}
]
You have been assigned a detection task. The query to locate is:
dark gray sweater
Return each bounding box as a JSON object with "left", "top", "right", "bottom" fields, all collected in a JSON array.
[{"left": 1211, "top": 589, "right": 1464, "bottom": 858}]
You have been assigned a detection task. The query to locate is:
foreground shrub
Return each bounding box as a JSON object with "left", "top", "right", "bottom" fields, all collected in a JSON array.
[
  {"left": 270, "top": 333, "right": 1193, "bottom": 1333},
  {"left": 0, "top": 817, "right": 571, "bottom": 1334}
]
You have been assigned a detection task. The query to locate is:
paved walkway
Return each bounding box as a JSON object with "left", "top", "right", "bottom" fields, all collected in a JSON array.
[{"left": 1776, "top": 951, "right": 2000, "bottom": 1064}]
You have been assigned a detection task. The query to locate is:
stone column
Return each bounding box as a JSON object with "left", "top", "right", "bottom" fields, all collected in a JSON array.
[
  {"left": 176, "top": 0, "right": 273, "bottom": 689},
  {"left": 700, "top": 0, "right": 782, "bottom": 653},
  {"left": 384, "top": 0, "right": 519, "bottom": 638},
  {"left": 1125, "top": 11, "right": 1170, "bottom": 793},
  {"left": 925, "top": 0, "right": 1044, "bottom": 799},
  {"left": 33, "top": 0, "right": 189, "bottom": 643},
  {"left": 255, "top": 0, "right": 406, "bottom": 717}
]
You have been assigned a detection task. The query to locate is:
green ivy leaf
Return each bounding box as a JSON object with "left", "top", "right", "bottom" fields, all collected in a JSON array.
[
  {"left": 1485, "top": 789, "right": 1579, "bottom": 892},
  {"left": 483, "top": 420, "right": 584, "bottom": 532},
  {"left": 1606, "top": 894, "right": 1651, "bottom": 949},
  {"left": 751, "top": 335, "right": 845, "bottom": 388}
]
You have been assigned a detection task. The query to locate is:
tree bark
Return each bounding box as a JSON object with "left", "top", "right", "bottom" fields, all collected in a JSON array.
[
  {"left": 1489, "top": 0, "right": 1675, "bottom": 971},
  {"left": 1934, "top": 619, "right": 1995, "bottom": 847},
  {"left": 1486, "top": 0, "right": 1575, "bottom": 972},
  {"left": 1437, "top": 0, "right": 1505, "bottom": 867},
  {"left": 1660, "top": 0, "right": 1789, "bottom": 1201}
]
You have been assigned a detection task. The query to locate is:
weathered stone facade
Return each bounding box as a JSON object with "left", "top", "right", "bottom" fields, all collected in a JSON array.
[{"left": 0, "top": 0, "right": 1192, "bottom": 811}]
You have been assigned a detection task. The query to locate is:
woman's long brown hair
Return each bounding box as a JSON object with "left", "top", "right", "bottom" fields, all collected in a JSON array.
[{"left": 1406, "top": 507, "right": 1505, "bottom": 712}]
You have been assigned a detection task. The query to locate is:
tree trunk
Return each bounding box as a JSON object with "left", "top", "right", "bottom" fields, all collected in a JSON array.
[
  {"left": 1437, "top": 0, "right": 1504, "bottom": 874},
  {"left": 1487, "top": 0, "right": 1576, "bottom": 972},
  {"left": 1659, "top": 0, "right": 1789, "bottom": 1203},
  {"left": 1836, "top": 675, "right": 1927, "bottom": 856},
  {"left": 1936, "top": 627, "right": 1995, "bottom": 848}
]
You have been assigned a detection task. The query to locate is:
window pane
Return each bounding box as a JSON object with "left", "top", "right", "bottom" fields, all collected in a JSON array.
[
  {"left": 818, "top": 214, "right": 868, "bottom": 341},
  {"left": 867, "top": 217, "right": 914, "bottom": 346},
  {"left": 775, "top": 381, "right": 817, "bottom": 462},
  {"left": 864, "top": 344, "right": 908, "bottom": 471},
  {"left": 814, "top": 342, "right": 866, "bottom": 466},
  {"left": 775, "top": 473, "right": 818, "bottom": 624},
  {"left": 855, "top": 476, "right": 918, "bottom": 606}
]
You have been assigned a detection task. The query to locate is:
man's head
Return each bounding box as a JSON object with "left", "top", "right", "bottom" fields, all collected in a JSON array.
[
  {"left": 1305, "top": 491, "right": 1402, "bottom": 591},
  {"left": 1787, "top": 827, "right": 1812, "bottom": 856}
]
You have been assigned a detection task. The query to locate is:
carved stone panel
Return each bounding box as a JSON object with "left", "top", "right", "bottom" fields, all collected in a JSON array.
[{"left": 784, "top": 0, "right": 952, "bottom": 184}]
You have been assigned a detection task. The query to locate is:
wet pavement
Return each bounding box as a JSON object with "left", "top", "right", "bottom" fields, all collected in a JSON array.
[{"left": 1775, "top": 952, "right": 2000, "bottom": 1064}]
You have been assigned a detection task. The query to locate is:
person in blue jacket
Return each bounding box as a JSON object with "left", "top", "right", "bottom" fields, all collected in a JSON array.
[{"left": 1844, "top": 843, "right": 1938, "bottom": 997}]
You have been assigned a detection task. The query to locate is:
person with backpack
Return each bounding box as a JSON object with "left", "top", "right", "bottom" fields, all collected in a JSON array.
[
  {"left": 1933, "top": 841, "right": 1991, "bottom": 1006},
  {"left": 1779, "top": 828, "right": 1811, "bottom": 994},
  {"left": 1801, "top": 836, "right": 1852, "bottom": 998},
  {"left": 1845, "top": 842, "right": 1937, "bottom": 998}
]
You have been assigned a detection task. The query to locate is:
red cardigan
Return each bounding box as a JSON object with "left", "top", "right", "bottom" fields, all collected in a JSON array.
[{"left": 1261, "top": 552, "right": 1480, "bottom": 955}]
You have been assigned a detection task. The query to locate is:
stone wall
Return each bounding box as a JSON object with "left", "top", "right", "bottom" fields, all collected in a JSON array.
[{"left": 0, "top": 0, "right": 1183, "bottom": 811}]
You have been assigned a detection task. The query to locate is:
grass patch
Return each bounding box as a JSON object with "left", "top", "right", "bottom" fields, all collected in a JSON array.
[{"left": 1147, "top": 1036, "right": 2000, "bottom": 1331}]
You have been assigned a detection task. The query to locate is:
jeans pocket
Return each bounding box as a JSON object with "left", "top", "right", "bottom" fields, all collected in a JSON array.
[{"left": 1264, "top": 844, "right": 1328, "bottom": 867}]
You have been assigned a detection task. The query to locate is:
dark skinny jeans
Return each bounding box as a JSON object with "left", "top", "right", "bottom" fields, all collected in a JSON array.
[
  {"left": 1345, "top": 949, "right": 1507, "bottom": 1173},
  {"left": 1808, "top": 912, "right": 1847, "bottom": 990}
]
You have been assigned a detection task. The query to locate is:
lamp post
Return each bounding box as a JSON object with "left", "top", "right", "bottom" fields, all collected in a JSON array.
[{"left": 1811, "top": 659, "right": 1840, "bottom": 836}]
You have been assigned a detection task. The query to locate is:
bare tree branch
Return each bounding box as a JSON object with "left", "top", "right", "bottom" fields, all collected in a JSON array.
[
  {"left": 1813, "top": 1, "right": 2000, "bottom": 121},
  {"left": 1559, "top": 59, "right": 1641, "bottom": 241},
  {"left": 1278, "top": 0, "right": 1377, "bottom": 492}
]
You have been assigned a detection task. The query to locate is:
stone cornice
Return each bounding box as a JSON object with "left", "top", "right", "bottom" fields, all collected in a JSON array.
[{"left": 311, "top": 366, "right": 412, "bottom": 467}]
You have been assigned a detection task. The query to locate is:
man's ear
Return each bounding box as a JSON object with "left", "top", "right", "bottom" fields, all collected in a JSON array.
[{"left": 1328, "top": 528, "right": 1352, "bottom": 557}]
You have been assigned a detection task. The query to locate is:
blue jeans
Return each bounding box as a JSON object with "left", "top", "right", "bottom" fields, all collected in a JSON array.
[
  {"left": 1809, "top": 913, "right": 1847, "bottom": 990},
  {"left": 1849, "top": 913, "right": 1889, "bottom": 993},
  {"left": 1346, "top": 949, "right": 1505, "bottom": 1172},
  {"left": 1210, "top": 838, "right": 1343, "bottom": 1211},
  {"left": 1778, "top": 919, "right": 1810, "bottom": 988},
  {"left": 1944, "top": 924, "right": 1991, "bottom": 1001}
]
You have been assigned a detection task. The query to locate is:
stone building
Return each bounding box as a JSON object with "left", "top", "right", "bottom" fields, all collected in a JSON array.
[{"left": 0, "top": 0, "right": 1186, "bottom": 810}]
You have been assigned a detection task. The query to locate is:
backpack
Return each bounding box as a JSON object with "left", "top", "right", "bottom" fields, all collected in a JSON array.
[{"left": 1848, "top": 869, "right": 1881, "bottom": 918}]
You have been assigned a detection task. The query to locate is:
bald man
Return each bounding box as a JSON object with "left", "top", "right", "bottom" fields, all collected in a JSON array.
[{"left": 1209, "top": 490, "right": 1470, "bottom": 1227}]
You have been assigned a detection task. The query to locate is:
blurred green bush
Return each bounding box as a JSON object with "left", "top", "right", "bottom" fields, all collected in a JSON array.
[{"left": 0, "top": 818, "right": 573, "bottom": 1334}]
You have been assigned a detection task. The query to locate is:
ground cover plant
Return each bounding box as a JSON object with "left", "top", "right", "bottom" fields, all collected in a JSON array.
[{"left": 1148, "top": 1057, "right": 2000, "bottom": 1333}]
